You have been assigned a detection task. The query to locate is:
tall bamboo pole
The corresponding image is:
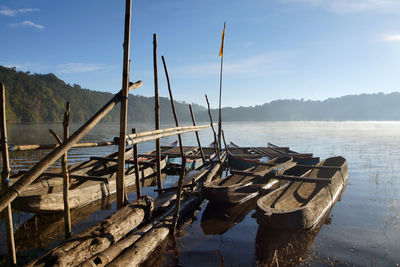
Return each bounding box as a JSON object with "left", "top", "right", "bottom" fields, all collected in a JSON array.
[
  {"left": 116, "top": 0, "right": 132, "bottom": 209},
  {"left": 218, "top": 22, "right": 226, "bottom": 151},
  {"left": 153, "top": 33, "right": 162, "bottom": 193},
  {"left": 62, "top": 103, "right": 72, "bottom": 238},
  {"left": 0, "top": 82, "right": 16, "bottom": 265},
  {"left": 161, "top": 56, "right": 184, "bottom": 158},
  {"left": 0, "top": 81, "right": 142, "bottom": 214},
  {"left": 205, "top": 94, "right": 220, "bottom": 161},
  {"left": 132, "top": 128, "right": 141, "bottom": 199},
  {"left": 189, "top": 104, "right": 205, "bottom": 164}
]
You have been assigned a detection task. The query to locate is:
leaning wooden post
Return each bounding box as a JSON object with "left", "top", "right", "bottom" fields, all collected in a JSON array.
[
  {"left": 171, "top": 156, "right": 186, "bottom": 233},
  {"left": 116, "top": 0, "right": 132, "bottom": 209},
  {"left": 221, "top": 129, "right": 228, "bottom": 151},
  {"left": 189, "top": 104, "right": 205, "bottom": 164},
  {"left": 132, "top": 128, "right": 141, "bottom": 199},
  {"left": 0, "top": 81, "right": 142, "bottom": 214},
  {"left": 205, "top": 94, "right": 221, "bottom": 161},
  {"left": 153, "top": 33, "right": 162, "bottom": 193},
  {"left": 0, "top": 82, "right": 17, "bottom": 265},
  {"left": 161, "top": 56, "right": 184, "bottom": 158}
]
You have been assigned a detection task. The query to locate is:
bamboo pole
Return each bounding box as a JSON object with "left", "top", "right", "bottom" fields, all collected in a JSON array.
[
  {"left": 4, "top": 141, "right": 116, "bottom": 152},
  {"left": 221, "top": 129, "right": 227, "bottom": 151},
  {"left": 189, "top": 104, "right": 205, "bottom": 164},
  {"left": 62, "top": 103, "right": 72, "bottom": 238},
  {"left": 0, "top": 81, "right": 142, "bottom": 214},
  {"left": 161, "top": 56, "right": 184, "bottom": 158},
  {"left": 132, "top": 128, "right": 141, "bottom": 199},
  {"left": 48, "top": 120, "right": 72, "bottom": 239},
  {"left": 205, "top": 94, "right": 221, "bottom": 160},
  {"left": 0, "top": 82, "right": 16, "bottom": 265},
  {"left": 116, "top": 0, "right": 133, "bottom": 209},
  {"left": 218, "top": 22, "right": 226, "bottom": 152},
  {"left": 171, "top": 156, "right": 186, "bottom": 233},
  {"left": 153, "top": 33, "right": 162, "bottom": 193}
]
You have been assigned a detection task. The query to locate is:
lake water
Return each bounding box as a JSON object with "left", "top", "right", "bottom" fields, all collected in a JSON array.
[{"left": 1, "top": 121, "right": 399, "bottom": 266}]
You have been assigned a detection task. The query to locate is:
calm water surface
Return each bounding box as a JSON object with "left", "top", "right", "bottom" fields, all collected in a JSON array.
[{"left": 1, "top": 121, "right": 399, "bottom": 266}]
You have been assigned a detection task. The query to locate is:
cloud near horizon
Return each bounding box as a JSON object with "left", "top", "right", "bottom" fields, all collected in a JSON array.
[
  {"left": 0, "top": 7, "right": 39, "bottom": 16},
  {"left": 282, "top": 0, "right": 400, "bottom": 13},
  {"left": 57, "top": 63, "right": 112, "bottom": 74},
  {"left": 383, "top": 35, "right": 400, "bottom": 41},
  {"left": 171, "top": 52, "right": 291, "bottom": 77},
  {"left": 9, "top": 20, "right": 44, "bottom": 30}
]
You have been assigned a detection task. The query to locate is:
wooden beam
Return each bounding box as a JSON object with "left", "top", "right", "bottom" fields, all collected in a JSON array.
[{"left": 0, "top": 81, "right": 142, "bottom": 213}]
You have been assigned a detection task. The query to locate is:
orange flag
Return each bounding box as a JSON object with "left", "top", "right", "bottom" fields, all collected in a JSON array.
[{"left": 219, "top": 22, "right": 226, "bottom": 57}]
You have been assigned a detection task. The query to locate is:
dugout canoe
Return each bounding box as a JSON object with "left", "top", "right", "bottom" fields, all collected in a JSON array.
[
  {"left": 11, "top": 150, "right": 167, "bottom": 213},
  {"left": 255, "top": 156, "right": 348, "bottom": 230},
  {"left": 227, "top": 142, "right": 319, "bottom": 170},
  {"left": 201, "top": 156, "right": 295, "bottom": 205}
]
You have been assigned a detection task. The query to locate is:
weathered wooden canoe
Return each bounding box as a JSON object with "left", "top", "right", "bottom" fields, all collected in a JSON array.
[
  {"left": 201, "top": 156, "right": 295, "bottom": 205},
  {"left": 227, "top": 142, "right": 319, "bottom": 170},
  {"left": 11, "top": 150, "right": 167, "bottom": 213},
  {"left": 256, "top": 156, "right": 348, "bottom": 230}
]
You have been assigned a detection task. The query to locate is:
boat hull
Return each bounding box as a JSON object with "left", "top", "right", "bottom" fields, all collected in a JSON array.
[{"left": 256, "top": 156, "right": 348, "bottom": 230}]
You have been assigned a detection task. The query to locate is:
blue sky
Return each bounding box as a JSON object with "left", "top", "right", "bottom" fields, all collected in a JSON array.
[{"left": 1, "top": 0, "right": 400, "bottom": 108}]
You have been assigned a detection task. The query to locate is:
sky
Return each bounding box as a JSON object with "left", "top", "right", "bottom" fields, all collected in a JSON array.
[{"left": 1, "top": 0, "right": 400, "bottom": 108}]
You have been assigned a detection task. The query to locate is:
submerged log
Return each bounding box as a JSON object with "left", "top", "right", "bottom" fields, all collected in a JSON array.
[{"left": 26, "top": 197, "right": 153, "bottom": 267}]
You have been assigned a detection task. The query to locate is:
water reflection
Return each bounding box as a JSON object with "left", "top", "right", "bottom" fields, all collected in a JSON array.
[
  {"left": 201, "top": 198, "right": 257, "bottom": 235},
  {"left": 255, "top": 215, "right": 328, "bottom": 266}
]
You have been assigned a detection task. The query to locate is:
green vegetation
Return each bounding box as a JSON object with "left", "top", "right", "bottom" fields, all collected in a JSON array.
[
  {"left": 0, "top": 66, "right": 205, "bottom": 123},
  {"left": 1, "top": 65, "right": 399, "bottom": 123}
]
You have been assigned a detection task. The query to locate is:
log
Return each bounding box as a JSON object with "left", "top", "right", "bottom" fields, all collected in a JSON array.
[
  {"left": 0, "top": 81, "right": 142, "bottom": 214},
  {"left": 107, "top": 194, "right": 203, "bottom": 267},
  {"left": 26, "top": 197, "right": 153, "bottom": 267}
]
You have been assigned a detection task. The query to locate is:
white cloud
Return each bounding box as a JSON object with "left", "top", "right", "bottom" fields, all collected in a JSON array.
[
  {"left": 0, "top": 7, "right": 39, "bottom": 16},
  {"left": 282, "top": 0, "right": 400, "bottom": 13},
  {"left": 171, "top": 52, "right": 291, "bottom": 77},
  {"left": 57, "top": 63, "right": 112, "bottom": 74},
  {"left": 242, "top": 41, "right": 255, "bottom": 48},
  {"left": 383, "top": 35, "right": 400, "bottom": 41},
  {"left": 9, "top": 20, "right": 44, "bottom": 30}
]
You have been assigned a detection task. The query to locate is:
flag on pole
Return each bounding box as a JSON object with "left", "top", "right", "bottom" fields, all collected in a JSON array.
[{"left": 219, "top": 22, "right": 226, "bottom": 57}]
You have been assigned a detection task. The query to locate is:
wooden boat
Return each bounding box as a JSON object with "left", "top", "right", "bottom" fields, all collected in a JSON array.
[
  {"left": 11, "top": 149, "right": 168, "bottom": 213},
  {"left": 201, "top": 156, "right": 295, "bottom": 205},
  {"left": 227, "top": 142, "right": 319, "bottom": 170},
  {"left": 256, "top": 156, "right": 348, "bottom": 230}
]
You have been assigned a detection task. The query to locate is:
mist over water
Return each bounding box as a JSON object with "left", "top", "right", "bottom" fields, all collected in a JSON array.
[{"left": 1, "top": 121, "right": 399, "bottom": 265}]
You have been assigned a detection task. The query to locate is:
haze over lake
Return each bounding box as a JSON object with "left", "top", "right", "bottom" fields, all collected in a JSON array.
[{"left": 1, "top": 121, "right": 399, "bottom": 265}]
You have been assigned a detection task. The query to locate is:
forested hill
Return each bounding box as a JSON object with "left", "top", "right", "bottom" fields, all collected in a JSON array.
[
  {"left": 197, "top": 92, "right": 400, "bottom": 122},
  {"left": 1, "top": 65, "right": 400, "bottom": 123},
  {"left": 0, "top": 66, "right": 205, "bottom": 123}
]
